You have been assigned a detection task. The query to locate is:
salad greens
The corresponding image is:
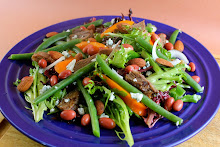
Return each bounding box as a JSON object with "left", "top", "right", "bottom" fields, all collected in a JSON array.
[
  {"left": 25, "top": 62, "right": 48, "bottom": 122},
  {"left": 10, "top": 15, "right": 204, "bottom": 146},
  {"left": 106, "top": 96, "right": 134, "bottom": 147}
]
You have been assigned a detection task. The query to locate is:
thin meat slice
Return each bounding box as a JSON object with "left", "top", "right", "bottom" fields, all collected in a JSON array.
[
  {"left": 69, "top": 28, "right": 93, "bottom": 41},
  {"left": 73, "top": 54, "right": 96, "bottom": 71},
  {"left": 143, "top": 109, "right": 163, "bottom": 128},
  {"left": 31, "top": 51, "right": 55, "bottom": 63},
  {"left": 99, "top": 48, "right": 113, "bottom": 56},
  {"left": 125, "top": 70, "right": 158, "bottom": 98},
  {"left": 57, "top": 90, "right": 80, "bottom": 111},
  {"left": 132, "top": 20, "right": 146, "bottom": 31},
  {"left": 158, "top": 33, "right": 166, "bottom": 47}
]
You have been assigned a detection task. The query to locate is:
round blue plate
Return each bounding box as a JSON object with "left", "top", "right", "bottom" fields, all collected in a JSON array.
[{"left": 0, "top": 16, "right": 219, "bottom": 147}]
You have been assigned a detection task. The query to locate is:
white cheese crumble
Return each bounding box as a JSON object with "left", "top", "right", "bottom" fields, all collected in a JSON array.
[
  {"left": 87, "top": 40, "right": 90, "bottom": 43},
  {"left": 54, "top": 86, "right": 58, "bottom": 89},
  {"left": 133, "top": 78, "right": 137, "bottom": 82},
  {"left": 64, "top": 98, "right": 70, "bottom": 103},
  {"left": 112, "top": 68, "right": 123, "bottom": 79},
  {"left": 66, "top": 29, "right": 70, "bottom": 32},
  {"left": 73, "top": 82, "right": 77, "bottom": 85},
  {"left": 130, "top": 93, "right": 143, "bottom": 102},
  {"left": 146, "top": 61, "right": 150, "bottom": 67},
  {"left": 106, "top": 38, "right": 114, "bottom": 46},
  {"left": 66, "top": 59, "right": 76, "bottom": 72},
  {"left": 109, "top": 92, "right": 115, "bottom": 101},
  {"left": 43, "top": 56, "right": 65, "bottom": 72},
  {"left": 91, "top": 58, "right": 96, "bottom": 62},
  {"left": 50, "top": 108, "right": 55, "bottom": 113},
  {"left": 165, "top": 40, "right": 169, "bottom": 43},
  {"left": 100, "top": 113, "right": 109, "bottom": 118},
  {"left": 39, "top": 68, "right": 44, "bottom": 74},
  {"left": 77, "top": 107, "right": 85, "bottom": 115},
  {"left": 146, "top": 71, "right": 152, "bottom": 76},
  {"left": 62, "top": 51, "right": 70, "bottom": 57},
  {"left": 55, "top": 100, "right": 59, "bottom": 105},
  {"left": 71, "top": 35, "right": 78, "bottom": 39},
  {"left": 143, "top": 66, "right": 147, "bottom": 69},
  {"left": 39, "top": 85, "right": 51, "bottom": 94}
]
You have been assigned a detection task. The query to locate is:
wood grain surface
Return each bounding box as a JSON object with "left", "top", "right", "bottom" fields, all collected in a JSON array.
[{"left": 0, "top": 56, "right": 219, "bottom": 146}]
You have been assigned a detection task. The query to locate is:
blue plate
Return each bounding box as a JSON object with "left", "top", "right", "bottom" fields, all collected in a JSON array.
[{"left": 0, "top": 16, "right": 219, "bottom": 147}]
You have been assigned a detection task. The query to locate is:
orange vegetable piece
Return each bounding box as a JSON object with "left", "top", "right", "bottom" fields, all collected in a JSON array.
[
  {"left": 98, "top": 74, "right": 147, "bottom": 116},
  {"left": 75, "top": 41, "right": 107, "bottom": 50},
  {"left": 149, "top": 40, "right": 154, "bottom": 45},
  {"left": 54, "top": 56, "right": 74, "bottom": 74},
  {"left": 100, "top": 20, "right": 135, "bottom": 38}
]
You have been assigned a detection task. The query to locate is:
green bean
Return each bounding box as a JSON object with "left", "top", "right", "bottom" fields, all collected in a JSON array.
[
  {"left": 182, "top": 71, "right": 203, "bottom": 92},
  {"left": 33, "top": 62, "right": 95, "bottom": 104},
  {"left": 96, "top": 54, "right": 183, "bottom": 125},
  {"left": 35, "top": 32, "right": 70, "bottom": 53},
  {"left": 54, "top": 41, "right": 66, "bottom": 46},
  {"left": 136, "top": 37, "right": 169, "bottom": 60},
  {"left": 169, "top": 29, "right": 181, "bottom": 45},
  {"left": 77, "top": 79, "right": 100, "bottom": 137},
  {"left": 72, "top": 46, "right": 88, "bottom": 58},
  {"left": 103, "top": 21, "right": 112, "bottom": 27},
  {"left": 35, "top": 19, "right": 103, "bottom": 52},
  {"left": 69, "top": 19, "right": 103, "bottom": 32},
  {"left": 8, "top": 39, "right": 81, "bottom": 60},
  {"left": 141, "top": 50, "right": 163, "bottom": 74}
]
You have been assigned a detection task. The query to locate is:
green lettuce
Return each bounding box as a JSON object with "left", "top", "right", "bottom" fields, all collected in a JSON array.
[{"left": 106, "top": 96, "right": 134, "bottom": 147}]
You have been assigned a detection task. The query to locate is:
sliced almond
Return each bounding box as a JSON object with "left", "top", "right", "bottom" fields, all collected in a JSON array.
[
  {"left": 174, "top": 40, "right": 184, "bottom": 52},
  {"left": 74, "top": 53, "right": 83, "bottom": 61},
  {"left": 116, "top": 23, "right": 131, "bottom": 34},
  {"left": 48, "top": 51, "right": 63, "bottom": 60},
  {"left": 128, "top": 58, "right": 146, "bottom": 67},
  {"left": 155, "top": 58, "right": 174, "bottom": 67},
  {"left": 46, "top": 32, "right": 58, "bottom": 38},
  {"left": 17, "top": 76, "right": 34, "bottom": 92}
]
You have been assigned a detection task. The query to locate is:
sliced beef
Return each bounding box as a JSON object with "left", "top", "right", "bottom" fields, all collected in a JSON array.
[
  {"left": 69, "top": 28, "right": 93, "bottom": 41},
  {"left": 31, "top": 51, "right": 55, "bottom": 63},
  {"left": 99, "top": 48, "right": 113, "bottom": 56},
  {"left": 57, "top": 90, "right": 80, "bottom": 111},
  {"left": 73, "top": 54, "right": 96, "bottom": 72},
  {"left": 158, "top": 33, "right": 166, "bottom": 47},
  {"left": 143, "top": 109, "right": 163, "bottom": 128},
  {"left": 132, "top": 20, "right": 146, "bottom": 31},
  {"left": 125, "top": 70, "right": 158, "bottom": 98}
]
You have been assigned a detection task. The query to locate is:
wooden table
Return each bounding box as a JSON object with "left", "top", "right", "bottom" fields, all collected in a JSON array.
[{"left": 0, "top": 56, "right": 219, "bottom": 146}]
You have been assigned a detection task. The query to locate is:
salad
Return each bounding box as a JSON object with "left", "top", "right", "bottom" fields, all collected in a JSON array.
[{"left": 10, "top": 11, "right": 203, "bottom": 147}]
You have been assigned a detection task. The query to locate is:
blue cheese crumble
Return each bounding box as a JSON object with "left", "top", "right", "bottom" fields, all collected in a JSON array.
[{"left": 130, "top": 93, "right": 143, "bottom": 102}]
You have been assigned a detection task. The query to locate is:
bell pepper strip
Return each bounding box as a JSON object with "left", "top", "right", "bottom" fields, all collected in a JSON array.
[
  {"left": 96, "top": 54, "right": 183, "bottom": 125},
  {"left": 100, "top": 20, "right": 135, "bottom": 38},
  {"left": 75, "top": 41, "right": 108, "bottom": 50},
  {"left": 54, "top": 56, "right": 74, "bottom": 74},
  {"left": 97, "top": 73, "right": 147, "bottom": 116}
]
